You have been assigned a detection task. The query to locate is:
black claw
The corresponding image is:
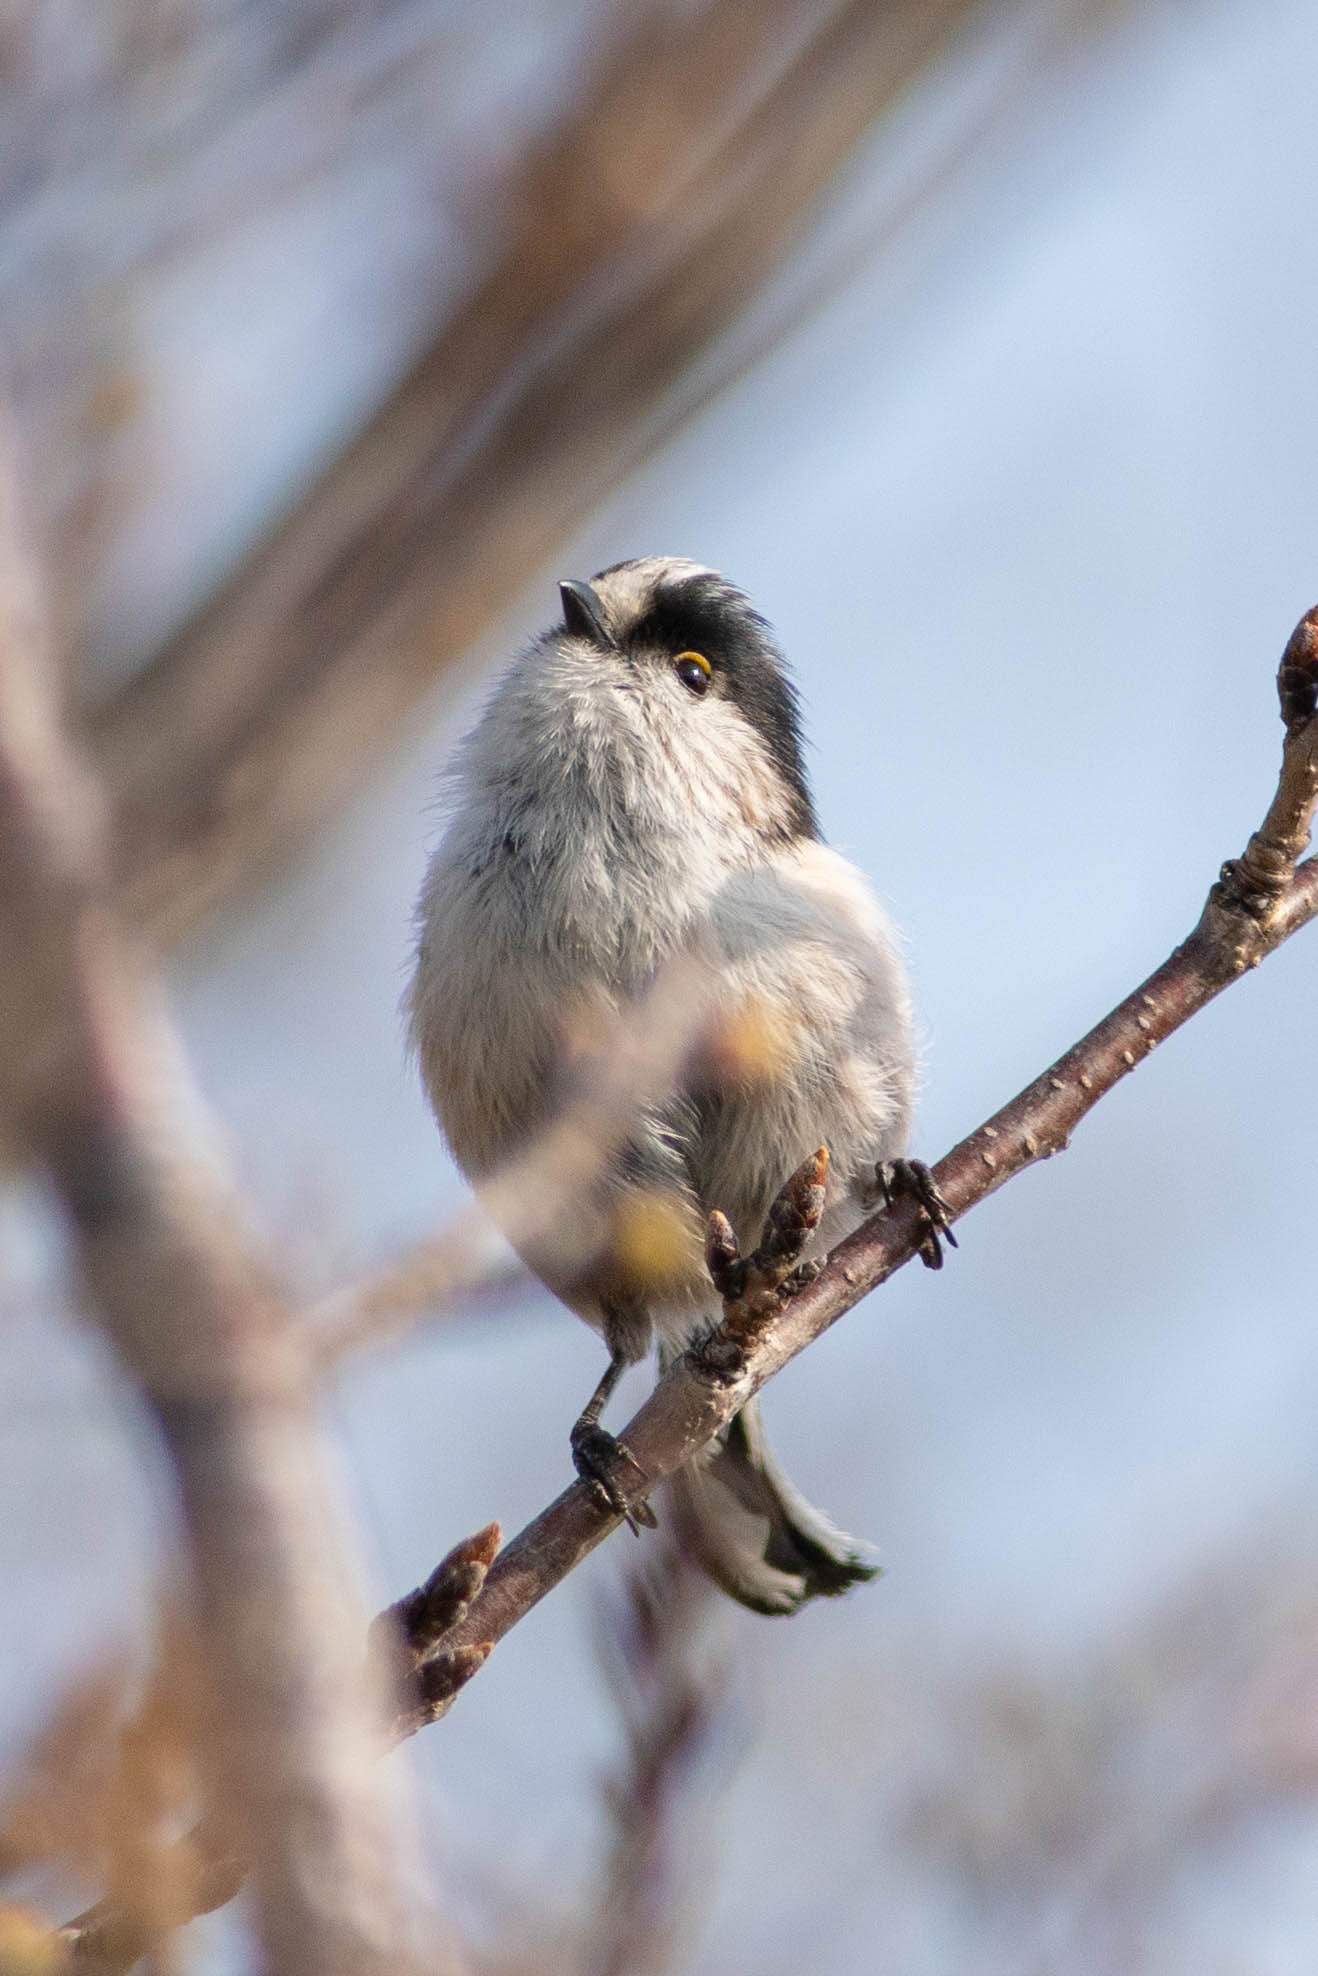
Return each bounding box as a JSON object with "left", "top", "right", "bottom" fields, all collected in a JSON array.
[
  {"left": 571, "top": 1422, "right": 659, "bottom": 1532},
  {"left": 878, "top": 1158, "right": 958, "bottom": 1270}
]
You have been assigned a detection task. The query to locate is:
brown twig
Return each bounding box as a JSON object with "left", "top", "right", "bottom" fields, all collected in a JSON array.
[
  {"left": 697, "top": 1147, "right": 829, "bottom": 1373},
  {"left": 55, "top": 1526, "right": 505, "bottom": 1971},
  {"left": 45, "top": 615, "right": 1318, "bottom": 1961},
  {"left": 0, "top": 452, "right": 435, "bottom": 1972},
  {"left": 375, "top": 1524, "right": 503, "bottom": 1745},
  {"left": 57, "top": 1834, "right": 245, "bottom": 1975},
  {"left": 399, "top": 602, "right": 1318, "bottom": 1725}
]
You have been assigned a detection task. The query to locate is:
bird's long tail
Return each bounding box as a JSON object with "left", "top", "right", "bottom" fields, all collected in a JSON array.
[{"left": 665, "top": 1395, "right": 880, "bottom": 1616}]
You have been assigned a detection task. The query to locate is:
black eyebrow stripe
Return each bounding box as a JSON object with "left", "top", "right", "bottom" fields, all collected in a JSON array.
[
  {"left": 627, "top": 580, "right": 765, "bottom": 658},
  {"left": 621, "top": 574, "right": 819, "bottom": 843}
]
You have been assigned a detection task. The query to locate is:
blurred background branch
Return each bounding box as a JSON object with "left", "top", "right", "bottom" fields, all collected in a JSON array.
[
  {"left": 896, "top": 1521, "right": 1318, "bottom": 1976},
  {"left": 5, "top": 0, "right": 1123, "bottom": 943},
  {"left": 0, "top": 444, "right": 437, "bottom": 1975},
  {"left": 581, "top": 1536, "right": 733, "bottom": 1976},
  {"left": 88, "top": 0, "right": 988, "bottom": 939}
]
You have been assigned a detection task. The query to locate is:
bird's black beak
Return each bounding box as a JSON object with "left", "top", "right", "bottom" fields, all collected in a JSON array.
[{"left": 559, "top": 578, "right": 618, "bottom": 651}]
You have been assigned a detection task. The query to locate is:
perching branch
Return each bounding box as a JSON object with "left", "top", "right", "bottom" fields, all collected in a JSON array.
[
  {"left": 396, "top": 602, "right": 1318, "bottom": 1724},
  {"left": 47, "top": 605, "right": 1318, "bottom": 1962}
]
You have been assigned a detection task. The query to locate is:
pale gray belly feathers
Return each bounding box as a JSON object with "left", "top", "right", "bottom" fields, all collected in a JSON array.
[{"left": 411, "top": 818, "right": 915, "bottom": 1352}]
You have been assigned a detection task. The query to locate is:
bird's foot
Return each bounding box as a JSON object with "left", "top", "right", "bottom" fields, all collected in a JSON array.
[
  {"left": 876, "top": 1157, "right": 958, "bottom": 1270},
  {"left": 570, "top": 1421, "right": 658, "bottom": 1533}
]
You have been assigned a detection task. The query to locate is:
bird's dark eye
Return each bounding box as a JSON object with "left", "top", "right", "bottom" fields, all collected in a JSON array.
[{"left": 674, "top": 650, "right": 712, "bottom": 696}]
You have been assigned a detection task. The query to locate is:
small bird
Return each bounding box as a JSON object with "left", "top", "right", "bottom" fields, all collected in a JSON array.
[{"left": 409, "top": 558, "right": 947, "bottom": 1614}]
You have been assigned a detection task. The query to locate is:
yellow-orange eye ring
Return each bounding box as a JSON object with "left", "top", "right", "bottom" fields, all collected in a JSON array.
[{"left": 674, "top": 650, "right": 712, "bottom": 695}]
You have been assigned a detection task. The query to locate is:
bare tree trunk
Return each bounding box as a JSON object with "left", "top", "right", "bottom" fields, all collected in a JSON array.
[{"left": 0, "top": 438, "right": 444, "bottom": 1975}]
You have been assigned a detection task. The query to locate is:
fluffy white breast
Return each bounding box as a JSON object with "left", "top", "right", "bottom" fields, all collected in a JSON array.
[{"left": 408, "top": 628, "right": 798, "bottom": 1178}]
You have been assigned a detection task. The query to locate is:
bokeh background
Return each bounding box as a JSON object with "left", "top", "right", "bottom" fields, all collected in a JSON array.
[{"left": 4, "top": 0, "right": 1318, "bottom": 1968}]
